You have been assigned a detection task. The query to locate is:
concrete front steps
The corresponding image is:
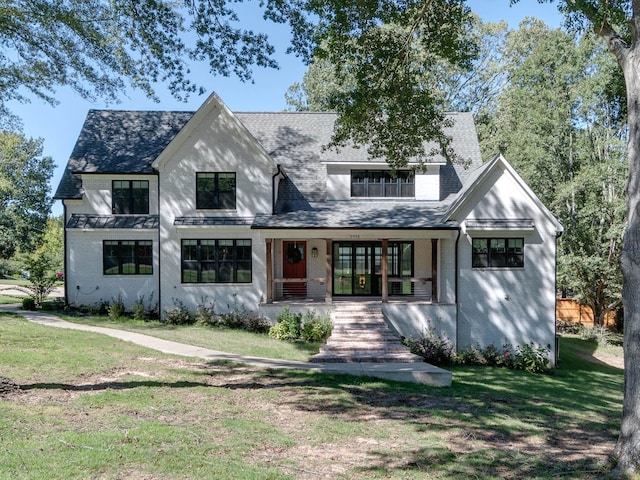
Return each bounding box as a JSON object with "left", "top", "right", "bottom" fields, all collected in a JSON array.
[
  {"left": 311, "top": 304, "right": 422, "bottom": 363},
  {"left": 310, "top": 304, "right": 452, "bottom": 386}
]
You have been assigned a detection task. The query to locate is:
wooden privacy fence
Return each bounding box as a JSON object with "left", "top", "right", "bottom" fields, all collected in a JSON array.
[{"left": 556, "top": 298, "right": 616, "bottom": 327}]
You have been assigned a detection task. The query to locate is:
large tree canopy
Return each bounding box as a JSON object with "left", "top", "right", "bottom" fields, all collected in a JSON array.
[
  {"left": 0, "top": 131, "right": 53, "bottom": 259},
  {"left": 0, "top": 0, "right": 278, "bottom": 115}
]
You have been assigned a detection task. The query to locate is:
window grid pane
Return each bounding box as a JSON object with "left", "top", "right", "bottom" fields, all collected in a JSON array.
[
  {"left": 181, "top": 239, "right": 251, "bottom": 283},
  {"left": 196, "top": 172, "right": 236, "bottom": 210},
  {"left": 104, "top": 240, "right": 153, "bottom": 275},
  {"left": 351, "top": 170, "right": 414, "bottom": 198},
  {"left": 472, "top": 238, "right": 524, "bottom": 269}
]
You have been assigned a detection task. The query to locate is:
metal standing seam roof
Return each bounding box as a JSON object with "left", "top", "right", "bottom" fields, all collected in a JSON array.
[
  {"left": 174, "top": 216, "right": 255, "bottom": 226},
  {"left": 65, "top": 215, "right": 159, "bottom": 229}
]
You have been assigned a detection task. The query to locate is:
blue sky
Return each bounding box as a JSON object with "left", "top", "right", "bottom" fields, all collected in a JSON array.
[{"left": 8, "top": 0, "right": 563, "bottom": 217}]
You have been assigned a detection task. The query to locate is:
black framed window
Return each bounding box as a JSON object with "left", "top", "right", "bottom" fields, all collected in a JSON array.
[
  {"left": 103, "top": 240, "right": 153, "bottom": 275},
  {"left": 181, "top": 239, "right": 251, "bottom": 283},
  {"left": 196, "top": 172, "right": 236, "bottom": 209},
  {"left": 472, "top": 238, "right": 524, "bottom": 268},
  {"left": 112, "top": 180, "right": 149, "bottom": 214},
  {"left": 351, "top": 170, "right": 414, "bottom": 198}
]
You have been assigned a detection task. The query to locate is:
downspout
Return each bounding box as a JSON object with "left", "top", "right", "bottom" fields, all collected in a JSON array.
[
  {"left": 271, "top": 165, "right": 283, "bottom": 215},
  {"left": 554, "top": 230, "right": 563, "bottom": 366},
  {"left": 454, "top": 227, "right": 461, "bottom": 353},
  {"left": 62, "top": 202, "right": 69, "bottom": 307},
  {"left": 156, "top": 172, "right": 161, "bottom": 318}
]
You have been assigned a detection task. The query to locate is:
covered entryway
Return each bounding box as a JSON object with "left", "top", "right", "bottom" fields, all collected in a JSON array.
[
  {"left": 282, "top": 241, "right": 307, "bottom": 297},
  {"left": 332, "top": 241, "right": 414, "bottom": 297}
]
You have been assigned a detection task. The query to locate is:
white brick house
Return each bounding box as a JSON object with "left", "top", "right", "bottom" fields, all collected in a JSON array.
[{"left": 55, "top": 92, "right": 563, "bottom": 363}]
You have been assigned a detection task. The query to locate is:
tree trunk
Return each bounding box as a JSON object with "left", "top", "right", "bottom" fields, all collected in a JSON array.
[{"left": 614, "top": 45, "right": 640, "bottom": 475}]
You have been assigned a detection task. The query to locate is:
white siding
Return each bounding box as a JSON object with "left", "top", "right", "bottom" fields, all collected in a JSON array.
[
  {"left": 451, "top": 163, "right": 558, "bottom": 363},
  {"left": 71, "top": 174, "right": 158, "bottom": 215},
  {"left": 156, "top": 103, "right": 275, "bottom": 315},
  {"left": 65, "top": 228, "right": 159, "bottom": 310},
  {"left": 326, "top": 164, "right": 440, "bottom": 200}
]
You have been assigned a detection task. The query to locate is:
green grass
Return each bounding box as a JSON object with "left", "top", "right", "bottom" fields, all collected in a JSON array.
[
  {"left": 58, "top": 313, "right": 322, "bottom": 361},
  {"left": 0, "top": 311, "right": 626, "bottom": 479},
  {"left": 0, "top": 294, "right": 23, "bottom": 304}
]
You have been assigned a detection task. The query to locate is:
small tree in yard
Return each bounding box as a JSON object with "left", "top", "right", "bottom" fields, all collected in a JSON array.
[{"left": 25, "top": 251, "right": 56, "bottom": 307}]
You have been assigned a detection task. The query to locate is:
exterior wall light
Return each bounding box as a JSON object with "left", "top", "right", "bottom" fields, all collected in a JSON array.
[{"left": 311, "top": 247, "right": 318, "bottom": 258}]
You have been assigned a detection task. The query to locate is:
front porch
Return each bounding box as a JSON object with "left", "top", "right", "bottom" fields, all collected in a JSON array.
[{"left": 264, "top": 237, "right": 443, "bottom": 304}]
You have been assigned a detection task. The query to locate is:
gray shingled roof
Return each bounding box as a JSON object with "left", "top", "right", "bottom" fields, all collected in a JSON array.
[
  {"left": 66, "top": 215, "right": 159, "bottom": 229},
  {"left": 235, "top": 112, "right": 482, "bottom": 206},
  {"left": 55, "top": 109, "right": 484, "bottom": 214},
  {"left": 252, "top": 201, "right": 456, "bottom": 229},
  {"left": 54, "top": 110, "right": 193, "bottom": 199}
]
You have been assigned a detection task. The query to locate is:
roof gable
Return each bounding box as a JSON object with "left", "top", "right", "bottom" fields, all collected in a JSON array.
[
  {"left": 442, "top": 154, "right": 563, "bottom": 233},
  {"left": 151, "top": 92, "right": 274, "bottom": 171}
]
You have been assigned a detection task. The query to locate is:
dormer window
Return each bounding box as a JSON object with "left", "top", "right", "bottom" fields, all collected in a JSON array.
[
  {"left": 351, "top": 170, "right": 414, "bottom": 198},
  {"left": 196, "top": 172, "right": 236, "bottom": 209},
  {"left": 112, "top": 180, "right": 149, "bottom": 214}
]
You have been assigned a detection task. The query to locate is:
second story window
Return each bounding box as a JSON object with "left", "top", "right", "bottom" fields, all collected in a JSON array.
[
  {"left": 196, "top": 172, "right": 236, "bottom": 209},
  {"left": 351, "top": 170, "right": 414, "bottom": 198},
  {"left": 112, "top": 180, "right": 149, "bottom": 214}
]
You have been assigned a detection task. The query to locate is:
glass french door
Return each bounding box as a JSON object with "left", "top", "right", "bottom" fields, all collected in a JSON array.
[{"left": 333, "top": 242, "right": 413, "bottom": 296}]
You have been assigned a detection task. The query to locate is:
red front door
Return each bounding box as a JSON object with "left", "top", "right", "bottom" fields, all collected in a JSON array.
[{"left": 282, "top": 241, "right": 306, "bottom": 297}]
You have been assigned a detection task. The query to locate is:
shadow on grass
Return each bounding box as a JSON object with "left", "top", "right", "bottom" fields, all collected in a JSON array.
[
  {"left": 195, "top": 337, "right": 622, "bottom": 479},
  {"left": 19, "top": 380, "right": 210, "bottom": 392}
]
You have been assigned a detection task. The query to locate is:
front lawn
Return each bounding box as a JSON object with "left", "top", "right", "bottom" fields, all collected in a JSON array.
[
  {"left": 0, "top": 311, "right": 624, "bottom": 479},
  {"left": 58, "top": 313, "right": 322, "bottom": 361}
]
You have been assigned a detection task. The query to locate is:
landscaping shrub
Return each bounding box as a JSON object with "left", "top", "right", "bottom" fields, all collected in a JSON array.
[
  {"left": 244, "top": 315, "right": 272, "bottom": 334},
  {"left": 108, "top": 294, "right": 126, "bottom": 319},
  {"left": 404, "top": 328, "right": 455, "bottom": 365},
  {"left": 556, "top": 320, "right": 583, "bottom": 335},
  {"left": 269, "top": 307, "right": 302, "bottom": 341},
  {"left": 21, "top": 297, "right": 36, "bottom": 311},
  {"left": 132, "top": 296, "right": 147, "bottom": 321},
  {"left": 580, "top": 324, "right": 612, "bottom": 346},
  {"left": 513, "top": 343, "right": 551, "bottom": 374},
  {"left": 300, "top": 310, "right": 333, "bottom": 343},
  {"left": 405, "top": 330, "right": 550, "bottom": 374},
  {"left": 269, "top": 307, "right": 332, "bottom": 343},
  {"left": 163, "top": 299, "right": 194, "bottom": 325},
  {"left": 455, "top": 345, "right": 483, "bottom": 366},
  {"left": 195, "top": 297, "right": 217, "bottom": 326}
]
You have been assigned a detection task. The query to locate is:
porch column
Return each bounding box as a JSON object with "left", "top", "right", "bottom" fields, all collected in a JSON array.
[
  {"left": 266, "top": 239, "right": 273, "bottom": 303},
  {"left": 431, "top": 238, "right": 438, "bottom": 303},
  {"left": 325, "top": 239, "right": 332, "bottom": 304},
  {"left": 381, "top": 238, "right": 388, "bottom": 303}
]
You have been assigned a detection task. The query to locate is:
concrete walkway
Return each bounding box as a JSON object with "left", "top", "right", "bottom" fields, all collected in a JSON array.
[{"left": 0, "top": 304, "right": 452, "bottom": 386}]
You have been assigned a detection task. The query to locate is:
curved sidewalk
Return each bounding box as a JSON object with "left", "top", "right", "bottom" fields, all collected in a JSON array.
[{"left": 0, "top": 304, "right": 451, "bottom": 386}]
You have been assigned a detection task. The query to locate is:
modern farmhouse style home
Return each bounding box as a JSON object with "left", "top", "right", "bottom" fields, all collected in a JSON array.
[{"left": 55, "top": 92, "right": 563, "bottom": 363}]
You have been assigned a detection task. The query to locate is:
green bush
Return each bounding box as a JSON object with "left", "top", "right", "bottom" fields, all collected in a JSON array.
[
  {"left": 269, "top": 307, "right": 302, "bottom": 341},
  {"left": 21, "top": 297, "right": 36, "bottom": 311},
  {"left": 300, "top": 311, "right": 333, "bottom": 343},
  {"left": 405, "top": 330, "right": 550, "bottom": 374},
  {"left": 108, "top": 294, "right": 126, "bottom": 319},
  {"left": 195, "top": 298, "right": 217, "bottom": 326},
  {"left": 580, "top": 324, "right": 612, "bottom": 346},
  {"left": 133, "top": 296, "right": 146, "bottom": 321},
  {"left": 163, "top": 299, "right": 194, "bottom": 325},
  {"left": 513, "top": 343, "right": 551, "bottom": 374},
  {"left": 405, "top": 328, "right": 455, "bottom": 365},
  {"left": 269, "top": 308, "right": 332, "bottom": 343},
  {"left": 244, "top": 315, "right": 272, "bottom": 334}
]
